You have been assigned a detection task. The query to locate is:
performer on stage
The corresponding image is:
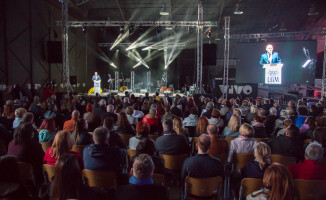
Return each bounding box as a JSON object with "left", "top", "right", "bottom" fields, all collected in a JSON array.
[
  {"left": 259, "top": 44, "right": 281, "bottom": 66},
  {"left": 92, "top": 72, "right": 101, "bottom": 94},
  {"left": 92, "top": 72, "right": 101, "bottom": 81},
  {"left": 107, "top": 73, "right": 112, "bottom": 90}
]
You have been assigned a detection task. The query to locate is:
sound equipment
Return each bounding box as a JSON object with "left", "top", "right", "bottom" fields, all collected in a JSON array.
[
  {"left": 47, "top": 41, "right": 62, "bottom": 63},
  {"left": 203, "top": 43, "right": 217, "bottom": 65}
]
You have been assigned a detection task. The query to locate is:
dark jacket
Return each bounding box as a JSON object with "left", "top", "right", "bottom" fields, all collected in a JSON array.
[
  {"left": 155, "top": 131, "right": 189, "bottom": 155},
  {"left": 70, "top": 131, "right": 93, "bottom": 146},
  {"left": 170, "top": 106, "right": 182, "bottom": 118},
  {"left": 101, "top": 112, "right": 117, "bottom": 124},
  {"left": 241, "top": 160, "right": 268, "bottom": 179},
  {"left": 113, "top": 184, "right": 168, "bottom": 200},
  {"left": 83, "top": 143, "right": 126, "bottom": 173},
  {"left": 268, "top": 135, "right": 299, "bottom": 158},
  {"left": 202, "top": 109, "right": 213, "bottom": 119},
  {"left": 0, "top": 182, "right": 32, "bottom": 200}
]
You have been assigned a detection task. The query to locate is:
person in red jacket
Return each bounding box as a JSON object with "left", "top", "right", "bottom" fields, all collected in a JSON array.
[
  {"left": 142, "top": 107, "right": 161, "bottom": 135},
  {"left": 288, "top": 141, "right": 326, "bottom": 180},
  {"left": 43, "top": 83, "right": 55, "bottom": 101}
]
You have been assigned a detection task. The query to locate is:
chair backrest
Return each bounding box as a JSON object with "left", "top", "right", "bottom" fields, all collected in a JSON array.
[
  {"left": 17, "top": 162, "right": 35, "bottom": 185},
  {"left": 88, "top": 132, "right": 94, "bottom": 135},
  {"left": 42, "top": 164, "right": 55, "bottom": 183},
  {"left": 270, "top": 154, "right": 296, "bottom": 166},
  {"left": 253, "top": 127, "right": 267, "bottom": 138},
  {"left": 148, "top": 134, "right": 159, "bottom": 141},
  {"left": 160, "top": 154, "right": 188, "bottom": 171},
  {"left": 71, "top": 145, "right": 85, "bottom": 158},
  {"left": 239, "top": 178, "right": 264, "bottom": 198},
  {"left": 185, "top": 176, "right": 223, "bottom": 198},
  {"left": 127, "top": 149, "right": 137, "bottom": 162},
  {"left": 234, "top": 153, "right": 255, "bottom": 170},
  {"left": 294, "top": 179, "right": 326, "bottom": 200},
  {"left": 82, "top": 169, "right": 117, "bottom": 191},
  {"left": 225, "top": 137, "right": 236, "bottom": 147},
  {"left": 118, "top": 133, "right": 133, "bottom": 147},
  {"left": 253, "top": 138, "right": 270, "bottom": 143},
  {"left": 40, "top": 142, "right": 52, "bottom": 153},
  {"left": 152, "top": 173, "right": 165, "bottom": 186}
]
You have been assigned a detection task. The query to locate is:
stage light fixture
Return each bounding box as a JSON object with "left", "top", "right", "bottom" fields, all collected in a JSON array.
[
  {"left": 129, "top": 25, "right": 135, "bottom": 34},
  {"left": 160, "top": 4, "right": 169, "bottom": 16},
  {"left": 234, "top": 3, "right": 243, "bottom": 15},
  {"left": 207, "top": 29, "right": 212, "bottom": 38},
  {"left": 82, "top": 26, "right": 87, "bottom": 32},
  {"left": 109, "top": 62, "right": 117, "bottom": 68},
  {"left": 156, "top": 26, "right": 162, "bottom": 33},
  {"left": 307, "top": 4, "right": 319, "bottom": 16},
  {"left": 302, "top": 59, "right": 312, "bottom": 68},
  {"left": 119, "top": 26, "right": 125, "bottom": 33},
  {"left": 164, "top": 65, "right": 168, "bottom": 69}
]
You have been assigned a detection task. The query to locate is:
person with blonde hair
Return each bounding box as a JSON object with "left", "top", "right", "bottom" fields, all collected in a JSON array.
[
  {"left": 12, "top": 107, "right": 27, "bottom": 129},
  {"left": 221, "top": 114, "right": 241, "bottom": 138},
  {"left": 247, "top": 163, "right": 298, "bottom": 200},
  {"left": 227, "top": 123, "right": 257, "bottom": 162},
  {"left": 241, "top": 142, "right": 271, "bottom": 179},
  {"left": 246, "top": 105, "right": 258, "bottom": 123},
  {"left": 173, "top": 117, "right": 187, "bottom": 137}
]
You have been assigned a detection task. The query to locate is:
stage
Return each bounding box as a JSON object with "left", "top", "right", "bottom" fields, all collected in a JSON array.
[{"left": 89, "top": 91, "right": 187, "bottom": 98}]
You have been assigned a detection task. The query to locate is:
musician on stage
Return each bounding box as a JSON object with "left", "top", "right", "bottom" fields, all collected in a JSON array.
[
  {"left": 259, "top": 44, "right": 282, "bottom": 66},
  {"left": 107, "top": 73, "right": 112, "bottom": 90},
  {"left": 92, "top": 72, "right": 101, "bottom": 81}
]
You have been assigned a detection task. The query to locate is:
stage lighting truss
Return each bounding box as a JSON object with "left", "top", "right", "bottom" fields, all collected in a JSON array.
[
  {"left": 229, "top": 30, "right": 326, "bottom": 39},
  {"left": 98, "top": 42, "right": 186, "bottom": 50}
]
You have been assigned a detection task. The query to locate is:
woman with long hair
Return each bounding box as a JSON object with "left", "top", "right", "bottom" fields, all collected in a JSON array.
[
  {"left": 115, "top": 112, "right": 136, "bottom": 135},
  {"left": 39, "top": 118, "right": 57, "bottom": 143},
  {"left": 221, "top": 114, "right": 241, "bottom": 138},
  {"left": 43, "top": 130, "right": 83, "bottom": 168},
  {"left": 71, "top": 118, "right": 92, "bottom": 145},
  {"left": 247, "top": 163, "right": 298, "bottom": 200},
  {"left": 195, "top": 116, "right": 209, "bottom": 136},
  {"left": 174, "top": 117, "right": 187, "bottom": 138},
  {"left": 129, "top": 121, "right": 150, "bottom": 150},
  {"left": 83, "top": 103, "right": 93, "bottom": 123},
  {"left": 184, "top": 96, "right": 197, "bottom": 117},
  {"left": 2, "top": 100, "right": 15, "bottom": 119}
]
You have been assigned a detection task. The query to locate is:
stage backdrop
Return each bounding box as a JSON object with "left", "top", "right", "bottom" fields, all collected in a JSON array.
[{"left": 236, "top": 41, "right": 317, "bottom": 84}]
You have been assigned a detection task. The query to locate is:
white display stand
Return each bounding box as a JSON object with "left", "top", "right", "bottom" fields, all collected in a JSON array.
[
  {"left": 263, "top": 63, "right": 283, "bottom": 84},
  {"left": 94, "top": 80, "right": 101, "bottom": 94}
]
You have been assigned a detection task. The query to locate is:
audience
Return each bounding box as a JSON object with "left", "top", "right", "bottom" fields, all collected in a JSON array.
[
  {"left": 161, "top": 105, "right": 176, "bottom": 123},
  {"left": 142, "top": 106, "right": 161, "bottom": 135},
  {"left": 173, "top": 117, "right": 187, "bottom": 138},
  {"left": 12, "top": 107, "right": 27, "bottom": 129},
  {"left": 114, "top": 112, "right": 136, "bottom": 135},
  {"left": 195, "top": 116, "right": 209, "bottom": 136},
  {"left": 126, "top": 106, "right": 138, "bottom": 125},
  {"left": 182, "top": 107, "right": 199, "bottom": 127},
  {"left": 207, "top": 124, "right": 228, "bottom": 157},
  {"left": 208, "top": 109, "right": 224, "bottom": 129},
  {"left": 83, "top": 103, "right": 94, "bottom": 123}
]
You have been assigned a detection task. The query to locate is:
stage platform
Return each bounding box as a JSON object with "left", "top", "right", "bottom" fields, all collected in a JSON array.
[{"left": 89, "top": 92, "right": 186, "bottom": 98}]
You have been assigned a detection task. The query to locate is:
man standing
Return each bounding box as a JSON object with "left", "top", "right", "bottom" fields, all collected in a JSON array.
[
  {"left": 92, "top": 71, "right": 101, "bottom": 81},
  {"left": 92, "top": 72, "right": 101, "bottom": 95},
  {"left": 259, "top": 44, "right": 281, "bottom": 66}
]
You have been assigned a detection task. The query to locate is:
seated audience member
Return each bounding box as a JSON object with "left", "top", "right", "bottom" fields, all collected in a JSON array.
[
  {"left": 51, "top": 155, "right": 103, "bottom": 200},
  {"left": 247, "top": 163, "right": 298, "bottom": 200},
  {"left": 170, "top": 101, "right": 182, "bottom": 118},
  {"left": 288, "top": 142, "right": 326, "bottom": 180},
  {"left": 221, "top": 114, "right": 241, "bottom": 138},
  {"left": 63, "top": 110, "right": 80, "bottom": 132},
  {"left": 220, "top": 100, "right": 232, "bottom": 116},
  {"left": 183, "top": 107, "right": 199, "bottom": 127},
  {"left": 286, "top": 107, "right": 296, "bottom": 122},
  {"left": 241, "top": 142, "right": 271, "bottom": 179},
  {"left": 227, "top": 123, "right": 257, "bottom": 162},
  {"left": 299, "top": 116, "right": 315, "bottom": 138},
  {"left": 132, "top": 103, "right": 144, "bottom": 119},
  {"left": 240, "top": 100, "right": 250, "bottom": 117},
  {"left": 70, "top": 118, "right": 92, "bottom": 145},
  {"left": 268, "top": 123, "right": 300, "bottom": 158},
  {"left": 43, "top": 130, "right": 83, "bottom": 168},
  {"left": 273, "top": 109, "right": 288, "bottom": 130},
  {"left": 181, "top": 134, "right": 223, "bottom": 180},
  {"left": 100, "top": 104, "right": 117, "bottom": 124},
  {"left": 173, "top": 117, "right": 187, "bottom": 138},
  {"left": 132, "top": 138, "right": 165, "bottom": 174},
  {"left": 7, "top": 123, "right": 44, "bottom": 184},
  {"left": 142, "top": 107, "right": 161, "bottom": 135},
  {"left": 208, "top": 109, "right": 224, "bottom": 129},
  {"left": 83, "top": 127, "right": 125, "bottom": 173},
  {"left": 2, "top": 100, "right": 15, "bottom": 120},
  {"left": 276, "top": 119, "right": 292, "bottom": 136},
  {"left": 129, "top": 121, "right": 150, "bottom": 150},
  {"left": 295, "top": 106, "right": 309, "bottom": 128},
  {"left": 12, "top": 107, "right": 27, "bottom": 129},
  {"left": 246, "top": 105, "right": 258, "bottom": 123},
  {"left": 207, "top": 124, "right": 228, "bottom": 156},
  {"left": 103, "top": 117, "right": 126, "bottom": 149},
  {"left": 141, "top": 99, "right": 150, "bottom": 114},
  {"left": 39, "top": 118, "right": 57, "bottom": 143},
  {"left": 265, "top": 108, "right": 278, "bottom": 135},
  {"left": 126, "top": 106, "right": 138, "bottom": 126},
  {"left": 251, "top": 116, "right": 267, "bottom": 138},
  {"left": 0, "top": 156, "right": 32, "bottom": 199},
  {"left": 195, "top": 116, "right": 209, "bottom": 136},
  {"left": 155, "top": 119, "right": 189, "bottom": 155},
  {"left": 114, "top": 112, "right": 136, "bottom": 135},
  {"left": 201, "top": 102, "right": 214, "bottom": 118},
  {"left": 113, "top": 154, "right": 168, "bottom": 200},
  {"left": 161, "top": 105, "right": 176, "bottom": 123},
  {"left": 83, "top": 103, "right": 94, "bottom": 123}
]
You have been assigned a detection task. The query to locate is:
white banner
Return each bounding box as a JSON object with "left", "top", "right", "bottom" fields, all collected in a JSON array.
[{"left": 263, "top": 64, "right": 283, "bottom": 84}]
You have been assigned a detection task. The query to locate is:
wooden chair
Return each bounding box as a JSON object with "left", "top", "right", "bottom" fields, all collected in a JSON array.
[
  {"left": 294, "top": 179, "right": 326, "bottom": 200},
  {"left": 17, "top": 162, "right": 35, "bottom": 186},
  {"left": 152, "top": 173, "right": 166, "bottom": 186},
  {"left": 234, "top": 153, "right": 255, "bottom": 170},
  {"left": 149, "top": 134, "right": 159, "bottom": 141},
  {"left": 304, "top": 139, "right": 313, "bottom": 146},
  {"left": 270, "top": 154, "right": 296, "bottom": 166},
  {"left": 118, "top": 133, "right": 133, "bottom": 147},
  {"left": 82, "top": 169, "right": 117, "bottom": 191},
  {"left": 71, "top": 145, "right": 85, "bottom": 158},
  {"left": 192, "top": 137, "right": 199, "bottom": 153},
  {"left": 253, "top": 138, "right": 270, "bottom": 143},
  {"left": 225, "top": 137, "right": 236, "bottom": 147},
  {"left": 126, "top": 149, "right": 137, "bottom": 162},
  {"left": 40, "top": 142, "right": 52, "bottom": 153},
  {"left": 184, "top": 176, "right": 223, "bottom": 199},
  {"left": 42, "top": 164, "right": 55, "bottom": 183},
  {"left": 239, "top": 178, "right": 264, "bottom": 200},
  {"left": 160, "top": 154, "right": 189, "bottom": 171},
  {"left": 88, "top": 132, "right": 94, "bottom": 135}
]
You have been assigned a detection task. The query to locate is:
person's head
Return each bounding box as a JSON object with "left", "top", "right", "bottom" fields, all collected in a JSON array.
[
  {"left": 260, "top": 163, "right": 298, "bottom": 200},
  {"left": 266, "top": 44, "right": 273, "bottom": 53},
  {"left": 206, "top": 102, "right": 214, "bottom": 110},
  {"left": 197, "top": 134, "right": 211, "bottom": 154},
  {"left": 136, "top": 121, "right": 150, "bottom": 137},
  {"left": 269, "top": 107, "right": 277, "bottom": 116},
  {"left": 239, "top": 123, "right": 254, "bottom": 138},
  {"left": 40, "top": 118, "right": 56, "bottom": 132},
  {"left": 297, "top": 106, "right": 308, "bottom": 116},
  {"left": 305, "top": 141, "right": 324, "bottom": 161},
  {"left": 304, "top": 116, "right": 315, "bottom": 129},
  {"left": 285, "top": 123, "right": 299, "bottom": 138},
  {"left": 164, "top": 105, "right": 170, "bottom": 113},
  {"left": 254, "top": 142, "right": 271, "bottom": 169},
  {"left": 233, "top": 108, "right": 241, "bottom": 116},
  {"left": 242, "top": 100, "right": 249, "bottom": 107},
  {"left": 51, "top": 130, "right": 73, "bottom": 158},
  {"left": 283, "top": 119, "right": 293, "bottom": 128},
  {"left": 162, "top": 119, "right": 174, "bottom": 132},
  {"left": 286, "top": 107, "right": 294, "bottom": 116},
  {"left": 86, "top": 103, "right": 93, "bottom": 113},
  {"left": 125, "top": 106, "right": 134, "bottom": 115},
  {"left": 190, "top": 107, "right": 198, "bottom": 116},
  {"left": 315, "top": 116, "right": 326, "bottom": 127},
  {"left": 132, "top": 154, "right": 154, "bottom": 180},
  {"left": 228, "top": 114, "right": 241, "bottom": 132},
  {"left": 116, "top": 112, "right": 131, "bottom": 128},
  {"left": 33, "top": 96, "right": 40, "bottom": 103},
  {"left": 211, "top": 109, "right": 221, "bottom": 119},
  {"left": 103, "top": 117, "right": 115, "bottom": 131},
  {"left": 106, "top": 104, "right": 114, "bottom": 113},
  {"left": 95, "top": 72, "right": 98, "bottom": 76},
  {"left": 136, "top": 138, "right": 156, "bottom": 156},
  {"left": 93, "top": 127, "right": 109, "bottom": 144},
  {"left": 258, "top": 108, "right": 266, "bottom": 117},
  {"left": 22, "top": 112, "right": 34, "bottom": 123},
  {"left": 99, "top": 99, "right": 106, "bottom": 107},
  {"left": 72, "top": 119, "right": 88, "bottom": 144},
  {"left": 14, "top": 107, "right": 26, "bottom": 118},
  {"left": 280, "top": 109, "right": 288, "bottom": 118},
  {"left": 71, "top": 110, "right": 80, "bottom": 120},
  {"left": 207, "top": 124, "right": 218, "bottom": 136},
  {"left": 149, "top": 107, "right": 157, "bottom": 116},
  {"left": 51, "top": 155, "right": 82, "bottom": 200},
  {"left": 196, "top": 116, "right": 209, "bottom": 135},
  {"left": 250, "top": 105, "right": 259, "bottom": 115},
  {"left": 0, "top": 156, "right": 21, "bottom": 184},
  {"left": 13, "top": 122, "right": 34, "bottom": 144}
]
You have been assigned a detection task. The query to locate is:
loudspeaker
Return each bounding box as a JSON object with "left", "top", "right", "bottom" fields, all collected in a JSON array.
[
  {"left": 47, "top": 41, "right": 62, "bottom": 63},
  {"left": 70, "top": 76, "right": 77, "bottom": 85},
  {"left": 203, "top": 43, "right": 217, "bottom": 65}
]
